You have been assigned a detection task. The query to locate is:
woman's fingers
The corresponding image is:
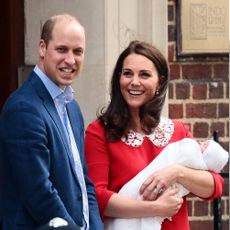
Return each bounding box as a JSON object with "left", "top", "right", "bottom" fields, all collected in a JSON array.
[{"left": 140, "top": 175, "right": 167, "bottom": 200}]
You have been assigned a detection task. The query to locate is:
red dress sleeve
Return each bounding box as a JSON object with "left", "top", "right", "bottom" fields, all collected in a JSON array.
[
  {"left": 85, "top": 121, "right": 114, "bottom": 219},
  {"left": 203, "top": 171, "right": 224, "bottom": 200}
]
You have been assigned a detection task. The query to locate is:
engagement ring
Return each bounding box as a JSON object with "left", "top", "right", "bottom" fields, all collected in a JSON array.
[{"left": 158, "top": 188, "right": 164, "bottom": 194}]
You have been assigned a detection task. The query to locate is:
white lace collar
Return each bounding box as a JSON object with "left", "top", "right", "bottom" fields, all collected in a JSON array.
[{"left": 121, "top": 117, "right": 174, "bottom": 147}]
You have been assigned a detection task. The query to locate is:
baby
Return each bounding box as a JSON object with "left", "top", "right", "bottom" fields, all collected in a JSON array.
[{"left": 104, "top": 138, "right": 229, "bottom": 230}]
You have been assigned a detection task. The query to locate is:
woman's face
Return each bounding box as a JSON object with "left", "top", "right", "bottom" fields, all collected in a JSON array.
[{"left": 119, "top": 54, "right": 160, "bottom": 113}]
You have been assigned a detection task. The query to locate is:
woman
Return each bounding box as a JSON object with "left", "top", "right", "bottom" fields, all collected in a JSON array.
[{"left": 85, "top": 40, "right": 224, "bottom": 229}]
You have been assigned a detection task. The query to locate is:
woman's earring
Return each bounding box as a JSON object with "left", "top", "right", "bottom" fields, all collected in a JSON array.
[{"left": 155, "top": 90, "right": 159, "bottom": 96}]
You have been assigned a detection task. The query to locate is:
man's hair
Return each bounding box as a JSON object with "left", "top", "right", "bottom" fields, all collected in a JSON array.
[{"left": 40, "top": 14, "right": 83, "bottom": 46}]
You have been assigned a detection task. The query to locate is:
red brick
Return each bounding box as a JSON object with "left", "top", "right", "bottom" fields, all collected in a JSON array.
[
  {"left": 227, "top": 121, "right": 229, "bottom": 137},
  {"left": 221, "top": 200, "right": 226, "bottom": 215},
  {"left": 168, "top": 44, "right": 175, "bottom": 62},
  {"left": 168, "top": 24, "right": 176, "bottom": 42},
  {"left": 227, "top": 198, "right": 229, "bottom": 212},
  {"left": 218, "top": 103, "right": 229, "bottom": 118},
  {"left": 214, "top": 64, "right": 229, "bottom": 81},
  {"left": 209, "top": 82, "right": 224, "bottom": 99},
  {"left": 193, "top": 122, "right": 209, "bottom": 138},
  {"left": 227, "top": 197, "right": 229, "bottom": 214},
  {"left": 186, "top": 103, "right": 217, "bottom": 118},
  {"left": 169, "top": 104, "right": 183, "bottom": 119},
  {"left": 189, "top": 220, "right": 213, "bottom": 230},
  {"left": 187, "top": 199, "right": 193, "bottom": 216},
  {"left": 193, "top": 83, "right": 207, "bottom": 99},
  {"left": 169, "top": 64, "right": 180, "bottom": 80},
  {"left": 210, "top": 122, "right": 225, "bottom": 137},
  {"left": 222, "top": 220, "right": 229, "bottom": 230},
  {"left": 176, "top": 82, "right": 190, "bottom": 99},
  {"left": 194, "top": 200, "right": 209, "bottom": 216},
  {"left": 220, "top": 141, "right": 229, "bottom": 152},
  {"left": 182, "top": 64, "right": 211, "bottom": 80},
  {"left": 168, "top": 83, "right": 174, "bottom": 99},
  {"left": 168, "top": 4, "right": 174, "bottom": 21},
  {"left": 226, "top": 83, "right": 229, "bottom": 98},
  {"left": 222, "top": 178, "right": 229, "bottom": 196}
]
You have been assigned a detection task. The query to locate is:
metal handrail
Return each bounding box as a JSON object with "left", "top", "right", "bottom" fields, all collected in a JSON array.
[{"left": 213, "top": 131, "right": 229, "bottom": 230}]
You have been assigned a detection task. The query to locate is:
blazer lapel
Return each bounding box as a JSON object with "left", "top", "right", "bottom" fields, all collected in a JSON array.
[
  {"left": 43, "top": 99, "right": 70, "bottom": 147},
  {"left": 29, "top": 73, "right": 78, "bottom": 178},
  {"left": 66, "top": 103, "right": 82, "bottom": 151}
]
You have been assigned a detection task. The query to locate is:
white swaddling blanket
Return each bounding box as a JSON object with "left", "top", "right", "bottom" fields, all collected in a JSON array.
[{"left": 104, "top": 138, "right": 229, "bottom": 230}]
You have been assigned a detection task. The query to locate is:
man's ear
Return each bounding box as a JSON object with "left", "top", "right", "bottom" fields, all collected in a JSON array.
[{"left": 38, "top": 39, "right": 46, "bottom": 57}]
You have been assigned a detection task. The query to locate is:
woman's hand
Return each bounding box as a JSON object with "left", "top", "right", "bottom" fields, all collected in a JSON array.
[
  {"left": 104, "top": 186, "right": 183, "bottom": 218},
  {"left": 140, "top": 164, "right": 216, "bottom": 200},
  {"left": 139, "top": 165, "right": 180, "bottom": 201},
  {"left": 152, "top": 187, "right": 183, "bottom": 217}
]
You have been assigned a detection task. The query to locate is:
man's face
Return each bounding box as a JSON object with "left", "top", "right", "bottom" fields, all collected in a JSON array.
[{"left": 39, "top": 20, "right": 85, "bottom": 89}]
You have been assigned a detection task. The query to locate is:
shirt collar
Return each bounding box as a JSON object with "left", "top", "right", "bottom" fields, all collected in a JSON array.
[
  {"left": 121, "top": 117, "right": 174, "bottom": 147},
  {"left": 62, "top": 86, "right": 74, "bottom": 103},
  {"left": 34, "top": 65, "right": 74, "bottom": 103}
]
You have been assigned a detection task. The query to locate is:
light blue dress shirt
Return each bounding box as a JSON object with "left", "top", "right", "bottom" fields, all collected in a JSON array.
[{"left": 34, "top": 65, "right": 89, "bottom": 230}]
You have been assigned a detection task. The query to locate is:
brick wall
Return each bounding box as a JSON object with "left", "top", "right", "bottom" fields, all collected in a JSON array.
[{"left": 168, "top": 1, "right": 229, "bottom": 229}]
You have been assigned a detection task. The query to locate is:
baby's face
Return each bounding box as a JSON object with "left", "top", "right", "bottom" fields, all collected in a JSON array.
[{"left": 200, "top": 141, "right": 209, "bottom": 153}]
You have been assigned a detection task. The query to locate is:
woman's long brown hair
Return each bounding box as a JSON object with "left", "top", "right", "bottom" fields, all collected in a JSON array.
[{"left": 98, "top": 40, "right": 169, "bottom": 142}]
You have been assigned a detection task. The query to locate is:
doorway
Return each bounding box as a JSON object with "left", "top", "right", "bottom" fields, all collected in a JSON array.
[{"left": 0, "top": 0, "right": 24, "bottom": 110}]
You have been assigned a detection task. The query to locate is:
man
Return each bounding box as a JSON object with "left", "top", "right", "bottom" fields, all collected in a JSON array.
[{"left": 0, "top": 14, "right": 103, "bottom": 230}]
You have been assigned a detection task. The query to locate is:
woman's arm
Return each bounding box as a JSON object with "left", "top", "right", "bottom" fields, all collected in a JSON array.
[
  {"left": 140, "top": 165, "right": 223, "bottom": 200},
  {"left": 177, "top": 166, "right": 224, "bottom": 199},
  {"left": 175, "top": 165, "right": 215, "bottom": 198},
  {"left": 104, "top": 187, "right": 183, "bottom": 218}
]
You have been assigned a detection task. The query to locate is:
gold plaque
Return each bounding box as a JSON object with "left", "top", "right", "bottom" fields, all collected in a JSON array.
[{"left": 178, "top": 0, "right": 229, "bottom": 55}]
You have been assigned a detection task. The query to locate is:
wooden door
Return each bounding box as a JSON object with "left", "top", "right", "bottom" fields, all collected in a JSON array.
[{"left": 0, "top": 0, "right": 24, "bottom": 110}]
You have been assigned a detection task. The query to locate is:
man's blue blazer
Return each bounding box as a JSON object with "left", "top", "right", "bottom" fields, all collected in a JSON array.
[{"left": 0, "top": 71, "right": 103, "bottom": 230}]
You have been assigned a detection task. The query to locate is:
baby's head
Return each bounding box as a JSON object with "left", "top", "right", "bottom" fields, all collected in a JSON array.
[
  {"left": 199, "top": 141, "right": 210, "bottom": 153},
  {"left": 202, "top": 140, "right": 229, "bottom": 172}
]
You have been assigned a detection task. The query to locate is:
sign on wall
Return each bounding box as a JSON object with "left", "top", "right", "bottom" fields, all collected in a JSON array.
[{"left": 177, "top": 0, "right": 228, "bottom": 56}]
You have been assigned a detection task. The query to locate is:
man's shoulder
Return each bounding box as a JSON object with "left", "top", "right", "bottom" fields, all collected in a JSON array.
[{"left": 1, "top": 76, "right": 46, "bottom": 116}]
